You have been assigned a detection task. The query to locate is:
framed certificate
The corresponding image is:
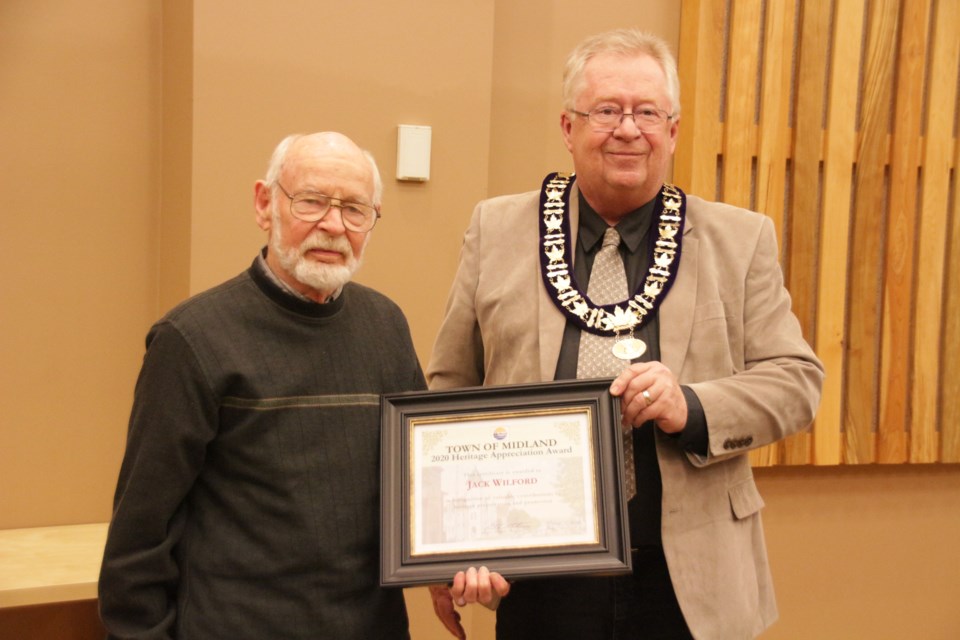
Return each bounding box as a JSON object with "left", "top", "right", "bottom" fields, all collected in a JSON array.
[{"left": 380, "top": 379, "right": 631, "bottom": 586}]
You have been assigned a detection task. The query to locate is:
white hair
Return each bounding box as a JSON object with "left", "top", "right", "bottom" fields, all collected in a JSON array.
[
  {"left": 562, "top": 28, "right": 680, "bottom": 116},
  {"left": 264, "top": 133, "right": 383, "bottom": 206}
]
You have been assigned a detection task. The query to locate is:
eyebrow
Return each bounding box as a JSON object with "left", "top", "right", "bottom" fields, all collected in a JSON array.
[
  {"left": 296, "top": 186, "right": 370, "bottom": 203},
  {"left": 591, "top": 98, "right": 663, "bottom": 107}
]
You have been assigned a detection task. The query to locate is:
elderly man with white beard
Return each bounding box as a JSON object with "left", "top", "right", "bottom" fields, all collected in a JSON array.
[{"left": 99, "top": 132, "right": 426, "bottom": 640}]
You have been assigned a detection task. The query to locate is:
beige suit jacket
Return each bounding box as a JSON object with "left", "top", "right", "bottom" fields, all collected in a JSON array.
[{"left": 427, "top": 185, "right": 824, "bottom": 639}]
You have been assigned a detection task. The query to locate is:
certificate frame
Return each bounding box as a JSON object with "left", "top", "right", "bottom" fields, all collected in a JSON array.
[{"left": 380, "top": 379, "right": 631, "bottom": 586}]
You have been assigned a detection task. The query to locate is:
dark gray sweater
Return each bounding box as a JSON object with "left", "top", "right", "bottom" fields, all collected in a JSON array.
[{"left": 99, "top": 256, "right": 425, "bottom": 639}]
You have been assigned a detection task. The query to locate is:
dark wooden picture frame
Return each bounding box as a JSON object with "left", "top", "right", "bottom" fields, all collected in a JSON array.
[{"left": 380, "top": 379, "right": 631, "bottom": 587}]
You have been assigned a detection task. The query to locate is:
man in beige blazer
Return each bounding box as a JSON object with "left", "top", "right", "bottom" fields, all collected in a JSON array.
[{"left": 427, "top": 29, "right": 823, "bottom": 640}]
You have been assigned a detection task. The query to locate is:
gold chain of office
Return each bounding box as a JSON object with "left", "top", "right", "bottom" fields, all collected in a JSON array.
[{"left": 539, "top": 172, "right": 685, "bottom": 336}]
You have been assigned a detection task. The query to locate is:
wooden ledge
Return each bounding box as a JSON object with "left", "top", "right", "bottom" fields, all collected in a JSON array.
[{"left": 0, "top": 523, "right": 108, "bottom": 608}]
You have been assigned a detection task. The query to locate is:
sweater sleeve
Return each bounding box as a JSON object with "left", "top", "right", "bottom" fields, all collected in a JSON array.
[{"left": 99, "top": 323, "right": 219, "bottom": 640}]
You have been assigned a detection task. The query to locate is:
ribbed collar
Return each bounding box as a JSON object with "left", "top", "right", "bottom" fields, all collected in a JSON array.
[{"left": 248, "top": 248, "right": 346, "bottom": 319}]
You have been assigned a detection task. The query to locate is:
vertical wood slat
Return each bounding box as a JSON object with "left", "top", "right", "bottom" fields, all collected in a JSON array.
[
  {"left": 911, "top": 0, "right": 959, "bottom": 463},
  {"left": 787, "top": 0, "right": 829, "bottom": 343},
  {"left": 675, "top": 0, "right": 725, "bottom": 193},
  {"left": 755, "top": 0, "right": 796, "bottom": 250},
  {"left": 878, "top": 0, "right": 931, "bottom": 463},
  {"left": 724, "top": 1, "right": 781, "bottom": 468},
  {"left": 813, "top": 0, "right": 865, "bottom": 466},
  {"left": 943, "top": 124, "right": 960, "bottom": 463},
  {"left": 781, "top": 0, "right": 831, "bottom": 465},
  {"left": 722, "top": 0, "right": 763, "bottom": 209},
  {"left": 843, "top": 0, "right": 900, "bottom": 464},
  {"left": 751, "top": 0, "right": 797, "bottom": 467}
]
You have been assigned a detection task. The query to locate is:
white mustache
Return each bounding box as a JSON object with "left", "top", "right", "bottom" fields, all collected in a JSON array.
[{"left": 300, "top": 233, "right": 351, "bottom": 258}]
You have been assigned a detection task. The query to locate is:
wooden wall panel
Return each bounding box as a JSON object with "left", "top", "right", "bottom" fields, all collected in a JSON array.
[
  {"left": 677, "top": 0, "right": 959, "bottom": 465},
  {"left": 755, "top": 0, "right": 796, "bottom": 248},
  {"left": 911, "top": 0, "right": 959, "bottom": 463},
  {"left": 722, "top": 0, "right": 762, "bottom": 209},
  {"left": 753, "top": 0, "right": 797, "bottom": 466},
  {"left": 814, "top": 0, "right": 864, "bottom": 466},
  {"left": 675, "top": 0, "right": 725, "bottom": 191},
  {"left": 782, "top": 0, "right": 832, "bottom": 465},
  {"left": 844, "top": 0, "right": 899, "bottom": 465},
  {"left": 878, "top": 0, "right": 930, "bottom": 463},
  {"left": 944, "top": 127, "right": 960, "bottom": 463},
  {"left": 788, "top": 0, "right": 828, "bottom": 348}
]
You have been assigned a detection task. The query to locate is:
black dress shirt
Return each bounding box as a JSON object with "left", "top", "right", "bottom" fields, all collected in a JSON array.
[{"left": 554, "top": 192, "right": 707, "bottom": 546}]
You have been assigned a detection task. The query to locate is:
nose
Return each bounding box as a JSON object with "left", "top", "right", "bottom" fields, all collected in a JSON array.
[
  {"left": 613, "top": 113, "right": 644, "bottom": 139},
  {"left": 316, "top": 204, "right": 347, "bottom": 234}
]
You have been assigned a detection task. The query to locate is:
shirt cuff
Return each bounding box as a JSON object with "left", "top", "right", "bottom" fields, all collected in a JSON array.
[{"left": 666, "top": 386, "right": 708, "bottom": 456}]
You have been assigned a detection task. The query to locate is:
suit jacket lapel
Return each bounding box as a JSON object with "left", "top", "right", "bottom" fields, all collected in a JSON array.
[
  {"left": 660, "top": 216, "right": 697, "bottom": 378},
  {"left": 538, "top": 184, "right": 580, "bottom": 381}
]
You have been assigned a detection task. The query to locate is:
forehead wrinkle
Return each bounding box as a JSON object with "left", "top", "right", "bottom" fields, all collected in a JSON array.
[
  {"left": 283, "top": 157, "right": 374, "bottom": 205},
  {"left": 579, "top": 54, "right": 669, "bottom": 101}
]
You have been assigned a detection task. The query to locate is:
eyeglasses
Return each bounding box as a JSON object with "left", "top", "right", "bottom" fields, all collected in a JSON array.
[
  {"left": 570, "top": 106, "right": 674, "bottom": 132},
  {"left": 276, "top": 183, "right": 380, "bottom": 232}
]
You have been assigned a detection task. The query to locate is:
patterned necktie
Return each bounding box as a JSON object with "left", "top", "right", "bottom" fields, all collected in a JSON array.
[{"left": 576, "top": 227, "right": 637, "bottom": 499}]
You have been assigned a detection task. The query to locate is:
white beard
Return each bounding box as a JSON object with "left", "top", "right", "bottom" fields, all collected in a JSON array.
[{"left": 271, "top": 212, "right": 364, "bottom": 294}]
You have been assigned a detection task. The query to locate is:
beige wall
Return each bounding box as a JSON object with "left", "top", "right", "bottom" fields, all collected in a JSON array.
[
  {"left": 487, "top": 0, "right": 681, "bottom": 196},
  {"left": 1, "top": 0, "right": 162, "bottom": 529},
  {"left": 184, "top": 0, "right": 497, "bottom": 360},
  {"left": 757, "top": 465, "right": 960, "bottom": 639},
  {"left": 1, "top": 1, "right": 958, "bottom": 638}
]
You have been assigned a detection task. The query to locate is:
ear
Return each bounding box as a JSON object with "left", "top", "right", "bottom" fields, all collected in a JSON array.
[
  {"left": 667, "top": 114, "right": 680, "bottom": 154},
  {"left": 254, "top": 180, "right": 272, "bottom": 231},
  {"left": 560, "top": 111, "right": 575, "bottom": 153}
]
